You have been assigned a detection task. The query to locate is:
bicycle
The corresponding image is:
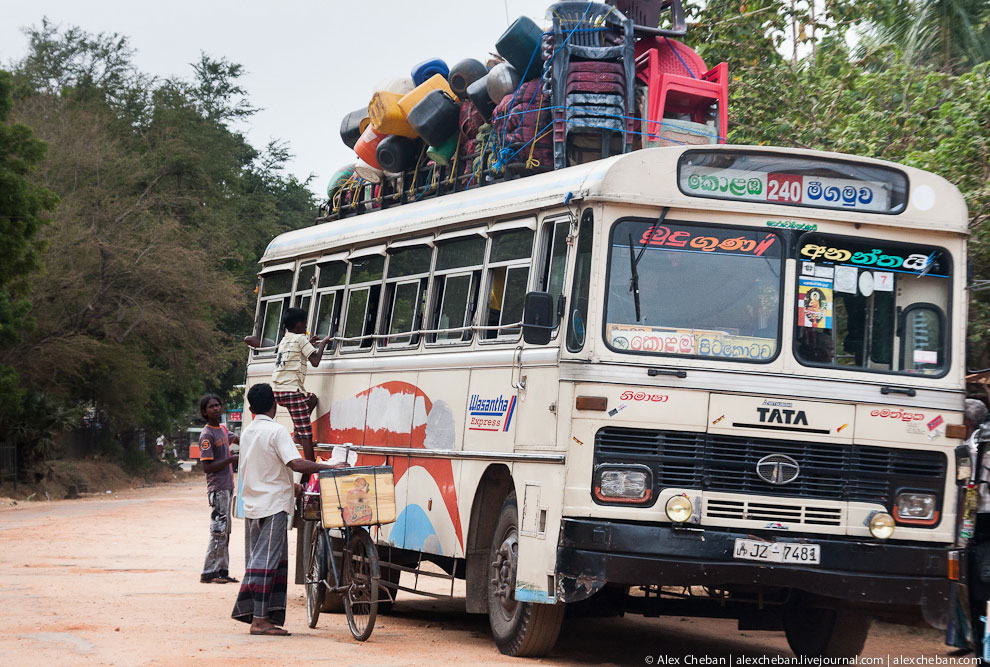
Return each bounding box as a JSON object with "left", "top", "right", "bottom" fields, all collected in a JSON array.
[{"left": 303, "top": 465, "right": 394, "bottom": 641}]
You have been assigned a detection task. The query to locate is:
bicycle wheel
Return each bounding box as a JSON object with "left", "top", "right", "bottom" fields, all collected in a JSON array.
[
  {"left": 305, "top": 527, "right": 328, "bottom": 629},
  {"left": 342, "top": 526, "right": 379, "bottom": 641}
]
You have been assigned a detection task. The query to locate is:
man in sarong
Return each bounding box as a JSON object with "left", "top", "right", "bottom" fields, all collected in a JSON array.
[{"left": 231, "top": 383, "right": 340, "bottom": 636}]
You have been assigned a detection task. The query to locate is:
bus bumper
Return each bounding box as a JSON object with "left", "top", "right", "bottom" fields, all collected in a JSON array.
[{"left": 556, "top": 518, "right": 951, "bottom": 608}]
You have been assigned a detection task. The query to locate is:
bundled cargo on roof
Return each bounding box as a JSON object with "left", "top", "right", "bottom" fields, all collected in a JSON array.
[{"left": 323, "top": 0, "right": 727, "bottom": 222}]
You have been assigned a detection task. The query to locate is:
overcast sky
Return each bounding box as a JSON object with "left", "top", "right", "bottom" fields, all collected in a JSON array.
[{"left": 0, "top": 0, "right": 552, "bottom": 198}]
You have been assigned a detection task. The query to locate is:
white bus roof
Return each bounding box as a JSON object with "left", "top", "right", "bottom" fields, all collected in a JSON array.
[{"left": 261, "top": 145, "right": 968, "bottom": 264}]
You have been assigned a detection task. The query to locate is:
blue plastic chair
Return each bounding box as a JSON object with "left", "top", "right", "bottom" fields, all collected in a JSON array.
[{"left": 547, "top": 2, "right": 635, "bottom": 169}]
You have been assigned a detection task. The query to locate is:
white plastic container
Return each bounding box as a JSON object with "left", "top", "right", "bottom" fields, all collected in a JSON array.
[{"left": 486, "top": 63, "right": 522, "bottom": 104}]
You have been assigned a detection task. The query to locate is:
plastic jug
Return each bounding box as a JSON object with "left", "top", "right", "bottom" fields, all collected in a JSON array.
[
  {"left": 496, "top": 16, "right": 544, "bottom": 81},
  {"left": 398, "top": 74, "right": 456, "bottom": 118},
  {"left": 368, "top": 91, "right": 419, "bottom": 138},
  {"left": 487, "top": 63, "right": 522, "bottom": 105},
  {"left": 374, "top": 76, "right": 415, "bottom": 95},
  {"left": 407, "top": 90, "right": 461, "bottom": 148},
  {"left": 426, "top": 133, "right": 458, "bottom": 166},
  {"left": 340, "top": 108, "right": 370, "bottom": 149},
  {"left": 448, "top": 59, "right": 488, "bottom": 99},
  {"left": 376, "top": 135, "right": 420, "bottom": 173},
  {"left": 354, "top": 125, "right": 387, "bottom": 169},
  {"left": 467, "top": 75, "right": 496, "bottom": 119},
  {"left": 353, "top": 158, "right": 383, "bottom": 184},
  {"left": 411, "top": 58, "right": 449, "bottom": 87}
]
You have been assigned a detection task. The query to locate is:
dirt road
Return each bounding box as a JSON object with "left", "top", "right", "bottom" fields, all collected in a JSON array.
[{"left": 0, "top": 481, "right": 973, "bottom": 666}]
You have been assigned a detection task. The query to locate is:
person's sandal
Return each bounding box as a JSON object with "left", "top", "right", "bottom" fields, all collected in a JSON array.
[{"left": 250, "top": 626, "right": 290, "bottom": 636}]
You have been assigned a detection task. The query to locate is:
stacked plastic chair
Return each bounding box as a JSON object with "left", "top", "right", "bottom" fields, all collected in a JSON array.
[
  {"left": 546, "top": 2, "right": 636, "bottom": 170},
  {"left": 607, "top": 0, "right": 687, "bottom": 38},
  {"left": 634, "top": 36, "right": 727, "bottom": 145}
]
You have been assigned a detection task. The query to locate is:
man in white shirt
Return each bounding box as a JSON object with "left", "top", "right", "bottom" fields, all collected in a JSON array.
[{"left": 231, "top": 383, "right": 340, "bottom": 636}]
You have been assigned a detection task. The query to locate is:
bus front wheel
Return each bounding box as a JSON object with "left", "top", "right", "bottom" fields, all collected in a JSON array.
[
  {"left": 487, "top": 491, "right": 564, "bottom": 657},
  {"left": 783, "top": 606, "right": 871, "bottom": 658}
]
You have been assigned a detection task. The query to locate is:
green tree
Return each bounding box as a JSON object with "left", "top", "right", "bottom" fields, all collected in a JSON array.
[
  {"left": 0, "top": 68, "right": 59, "bottom": 462},
  {"left": 5, "top": 23, "right": 316, "bottom": 459},
  {"left": 860, "top": 0, "right": 990, "bottom": 73}
]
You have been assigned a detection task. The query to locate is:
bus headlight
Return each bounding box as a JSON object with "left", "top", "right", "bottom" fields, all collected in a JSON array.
[
  {"left": 895, "top": 492, "right": 936, "bottom": 522},
  {"left": 869, "top": 512, "right": 895, "bottom": 539},
  {"left": 665, "top": 495, "right": 693, "bottom": 523},
  {"left": 593, "top": 465, "right": 652, "bottom": 504}
]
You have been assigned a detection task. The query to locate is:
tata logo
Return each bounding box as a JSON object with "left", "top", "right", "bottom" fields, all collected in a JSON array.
[
  {"left": 756, "top": 454, "right": 800, "bottom": 485},
  {"left": 757, "top": 406, "right": 808, "bottom": 426}
]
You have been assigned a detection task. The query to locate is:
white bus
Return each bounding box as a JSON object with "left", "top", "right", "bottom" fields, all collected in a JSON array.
[{"left": 246, "top": 145, "right": 968, "bottom": 657}]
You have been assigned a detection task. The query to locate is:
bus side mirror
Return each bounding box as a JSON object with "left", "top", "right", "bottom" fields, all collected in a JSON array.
[{"left": 522, "top": 291, "right": 554, "bottom": 345}]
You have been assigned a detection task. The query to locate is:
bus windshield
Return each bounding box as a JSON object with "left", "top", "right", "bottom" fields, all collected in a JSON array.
[{"left": 605, "top": 219, "right": 782, "bottom": 362}]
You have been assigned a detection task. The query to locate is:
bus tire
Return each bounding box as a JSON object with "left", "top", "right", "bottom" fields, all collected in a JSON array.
[
  {"left": 487, "top": 491, "right": 564, "bottom": 657},
  {"left": 783, "top": 606, "right": 871, "bottom": 658}
]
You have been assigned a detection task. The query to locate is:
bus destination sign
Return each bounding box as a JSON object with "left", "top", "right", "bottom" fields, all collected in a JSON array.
[{"left": 679, "top": 165, "right": 891, "bottom": 213}]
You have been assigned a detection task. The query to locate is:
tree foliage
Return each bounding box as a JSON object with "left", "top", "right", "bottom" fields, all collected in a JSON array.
[{"left": 3, "top": 21, "right": 316, "bottom": 463}]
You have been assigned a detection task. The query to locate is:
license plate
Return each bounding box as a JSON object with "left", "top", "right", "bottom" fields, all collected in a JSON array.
[{"left": 732, "top": 538, "right": 821, "bottom": 564}]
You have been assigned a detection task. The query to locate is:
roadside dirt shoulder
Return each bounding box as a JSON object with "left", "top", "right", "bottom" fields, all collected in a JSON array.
[{"left": 0, "top": 481, "right": 967, "bottom": 666}]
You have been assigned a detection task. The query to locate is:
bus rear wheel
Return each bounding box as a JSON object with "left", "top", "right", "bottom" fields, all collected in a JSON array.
[
  {"left": 783, "top": 606, "right": 871, "bottom": 658},
  {"left": 487, "top": 491, "right": 564, "bottom": 657}
]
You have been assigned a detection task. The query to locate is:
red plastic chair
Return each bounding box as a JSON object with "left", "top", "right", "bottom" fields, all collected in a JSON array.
[{"left": 634, "top": 37, "right": 728, "bottom": 144}]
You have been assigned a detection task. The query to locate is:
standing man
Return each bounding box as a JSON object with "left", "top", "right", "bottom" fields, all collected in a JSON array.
[
  {"left": 232, "top": 383, "right": 341, "bottom": 636},
  {"left": 199, "top": 394, "right": 239, "bottom": 584}
]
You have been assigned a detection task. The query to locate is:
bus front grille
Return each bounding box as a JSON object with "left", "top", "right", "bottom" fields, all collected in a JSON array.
[
  {"left": 704, "top": 498, "right": 843, "bottom": 526},
  {"left": 594, "top": 427, "right": 946, "bottom": 506}
]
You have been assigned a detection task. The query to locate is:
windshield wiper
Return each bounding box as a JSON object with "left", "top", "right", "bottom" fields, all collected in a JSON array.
[{"left": 629, "top": 208, "right": 668, "bottom": 322}]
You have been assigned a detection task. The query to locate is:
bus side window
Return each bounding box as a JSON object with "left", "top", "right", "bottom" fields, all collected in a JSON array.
[
  {"left": 255, "top": 269, "right": 293, "bottom": 352},
  {"left": 312, "top": 259, "right": 347, "bottom": 351},
  {"left": 380, "top": 245, "right": 433, "bottom": 348},
  {"left": 566, "top": 210, "right": 594, "bottom": 353},
  {"left": 341, "top": 254, "right": 385, "bottom": 350},
  {"left": 539, "top": 219, "right": 570, "bottom": 334},
  {"left": 484, "top": 228, "right": 535, "bottom": 340},
  {"left": 430, "top": 236, "right": 486, "bottom": 344},
  {"left": 294, "top": 263, "right": 318, "bottom": 320}
]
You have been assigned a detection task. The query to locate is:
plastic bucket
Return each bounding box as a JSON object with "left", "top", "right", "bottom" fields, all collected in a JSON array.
[
  {"left": 376, "top": 135, "right": 419, "bottom": 173},
  {"left": 487, "top": 63, "right": 522, "bottom": 104},
  {"left": 353, "top": 158, "right": 384, "bottom": 184},
  {"left": 448, "top": 59, "right": 488, "bottom": 99},
  {"left": 411, "top": 58, "right": 449, "bottom": 87},
  {"left": 340, "top": 108, "right": 370, "bottom": 149},
  {"left": 496, "top": 16, "right": 544, "bottom": 81},
  {"left": 368, "top": 91, "right": 419, "bottom": 138},
  {"left": 407, "top": 90, "right": 461, "bottom": 148},
  {"left": 398, "top": 74, "right": 456, "bottom": 118},
  {"left": 354, "top": 125, "right": 387, "bottom": 169},
  {"left": 426, "top": 133, "right": 458, "bottom": 166},
  {"left": 467, "top": 75, "right": 496, "bottom": 119}
]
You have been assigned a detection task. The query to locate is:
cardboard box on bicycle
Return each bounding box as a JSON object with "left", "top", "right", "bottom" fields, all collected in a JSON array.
[{"left": 318, "top": 465, "right": 396, "bottom": 528}]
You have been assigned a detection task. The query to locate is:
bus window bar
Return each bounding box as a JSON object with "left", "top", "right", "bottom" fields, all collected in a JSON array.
[
  {"left": 325, "top": 320, "right": 525, "bottom": 344},
  {"left": 247, "top": 320, "right": 526, "bottom": 353}
]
